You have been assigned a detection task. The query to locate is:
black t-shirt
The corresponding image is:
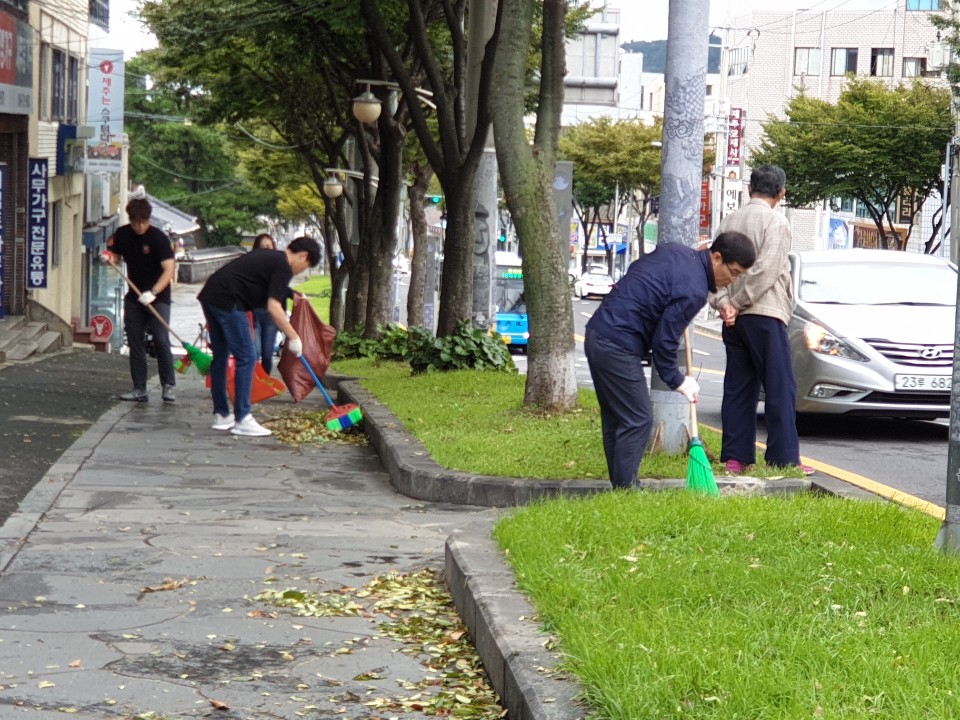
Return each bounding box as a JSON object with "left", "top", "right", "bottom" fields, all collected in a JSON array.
[
  {"left": 197, "top": 249, "right": 293, "bottom": 312},
  {"left": 108, "top": 224, "right": 175, "bottom": 303}
]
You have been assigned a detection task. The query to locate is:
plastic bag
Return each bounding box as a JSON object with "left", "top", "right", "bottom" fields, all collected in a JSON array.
[
  {"left": 206, "top": 357, "right": 286, "bottom": 404},
  {"left": 277, "top": 293, "right": 337, "bottom": 402}
]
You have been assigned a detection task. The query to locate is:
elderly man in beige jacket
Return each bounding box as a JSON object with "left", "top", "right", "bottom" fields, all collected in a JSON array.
[{"left": 711, "top": 165, "right": 812, "bottom": 476}]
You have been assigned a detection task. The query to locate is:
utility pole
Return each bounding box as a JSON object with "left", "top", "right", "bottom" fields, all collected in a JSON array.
[
  {"left": 649, "top": 0, "right": 710, "bottom": 455},
  {"left": 935, "top": 127, "right": 960, "bottom": 553},
  {"left": 466, "top": 0, "right": 498, "bottom": 331}
]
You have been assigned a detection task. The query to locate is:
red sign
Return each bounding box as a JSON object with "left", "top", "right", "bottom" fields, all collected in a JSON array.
[
  {"left": 726, "top": 107, "right": 745, "bottom": 169},
  {"left": 699, "top": 180, "right": 711, "bottom": 231},
  {"left": 89, "top": 314, "right": 113, "bottom": 341}
]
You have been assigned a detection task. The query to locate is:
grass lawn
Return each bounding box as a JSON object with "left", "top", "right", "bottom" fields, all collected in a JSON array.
[
  {"left": 293, "top": 273, "right": 331, "bottom": 324},
  {"left": 329, "top": 357, "right": 801, "bottom": 481},
  {"left": 495, "top": 491, "right": 959, "bottom": 719}
]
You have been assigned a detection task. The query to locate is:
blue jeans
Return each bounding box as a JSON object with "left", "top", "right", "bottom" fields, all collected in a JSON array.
[
  {"left": 252, "top": 307, "right": 278, "bottom": 374},
  {"left": 201, "top": 303, "right": 256, "bottom": 420}
]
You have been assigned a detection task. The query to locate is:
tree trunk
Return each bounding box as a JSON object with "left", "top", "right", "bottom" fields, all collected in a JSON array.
[
  {"left": 363, "top": 118, "right": 405, "bottom": 337},
  {"left": 436, "top": 175, "right": 476, "bottom": 336},
  {"left": 492, "top": 0, "right": 576, "bottom": 410},
  {"left": 406, "top": 164, "right": 433, "bottom": 328}
]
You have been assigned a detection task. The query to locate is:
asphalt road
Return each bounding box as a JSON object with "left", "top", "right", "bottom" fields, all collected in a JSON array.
[{"left": 0, "top": 350, "right": 130, "bottom": 526}]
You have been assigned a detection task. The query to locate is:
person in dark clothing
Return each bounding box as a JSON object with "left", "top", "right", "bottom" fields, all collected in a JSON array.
[
  {"left": 101, "top": 197, "right": 177, "bottom": 403},
  {"left": 250, "top": 233, "right": 283, "bottom": 374},
  {"left": 585, "top": 233, "right": 756, "bottom": 489},
  {"left": 198, "top": 236, "right": 320, "bottom": 437}
]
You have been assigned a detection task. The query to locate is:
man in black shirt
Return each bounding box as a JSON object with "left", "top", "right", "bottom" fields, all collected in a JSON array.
[
  {"left": 101, "top": 197, "right": 177, "bottom": 403},
  {"left": 198, "top": 236, "right": 320, "bottom": 437}
]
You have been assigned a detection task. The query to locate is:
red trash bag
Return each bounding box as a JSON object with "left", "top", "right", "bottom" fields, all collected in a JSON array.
[
  {"left": 206, "top": 357, "right": 286, "bottom": 404},
  {"left": 277, "top": 293, "right": 337, "bottom": 402}
]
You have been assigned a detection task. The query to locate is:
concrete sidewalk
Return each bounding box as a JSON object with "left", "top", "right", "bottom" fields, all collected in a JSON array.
[
  {"left": 0, "top": 367, "right": 515, "bottom": 719},
  {"left": 0, "top": 285, "right": 868, "bottom": 720}
]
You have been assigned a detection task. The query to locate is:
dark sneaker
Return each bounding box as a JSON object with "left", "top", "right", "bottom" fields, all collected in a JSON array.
[
  {"left": 119, "top": 389, "right": 148, "bottom": 402},
  {"left": 162, "top": 384, "right": 176, "bottom": 403}
]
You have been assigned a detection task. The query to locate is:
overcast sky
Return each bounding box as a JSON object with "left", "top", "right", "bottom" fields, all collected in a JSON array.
[{"left": 93, "top": 0, "right": 899, "bottom": 60}]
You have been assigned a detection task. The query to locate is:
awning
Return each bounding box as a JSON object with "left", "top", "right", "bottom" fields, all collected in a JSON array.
[{"left": 147, "top": 193, "right": 200, "bottom": 236}]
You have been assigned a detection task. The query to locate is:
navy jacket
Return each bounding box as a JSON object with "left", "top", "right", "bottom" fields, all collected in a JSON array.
[{"left": 586, "top": 244, "right": 716, "bottom": 389}]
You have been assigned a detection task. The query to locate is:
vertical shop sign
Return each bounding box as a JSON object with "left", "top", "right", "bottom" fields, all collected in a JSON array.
[
  {"left": 726, "top": 107, "right": 745, "bottom": 170},
  {"left": 699, "top": 180, "right": 711, "bottom": 231},
  {"left": 27, "top": 158, "right": 48, "bottom": 289},
  {"left": 86, "top": 49, "right": 125, "bottom": 173}
]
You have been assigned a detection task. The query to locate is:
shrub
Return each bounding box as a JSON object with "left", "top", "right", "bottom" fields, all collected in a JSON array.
[
  {"left": 409, "top": 320, "right": 515, "bottom": 374},
  {"left": 332, "top": 321, "right": 516, "bottom": 375}
]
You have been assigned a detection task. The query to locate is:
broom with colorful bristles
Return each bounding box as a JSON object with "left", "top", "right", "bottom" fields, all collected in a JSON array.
[
  {"left": 297, "top": 354, "right": 363, "bottom": 432},
  {"left": 683, "top": 328, "right": 719, "bottom": 496}
]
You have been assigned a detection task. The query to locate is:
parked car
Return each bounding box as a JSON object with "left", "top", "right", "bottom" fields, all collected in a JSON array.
[
  {"left": 788, "top": 249, "right": 956, "bottom": 418},
  {"left": 575, "top": 272, "right": 615, "bottom": 299}
]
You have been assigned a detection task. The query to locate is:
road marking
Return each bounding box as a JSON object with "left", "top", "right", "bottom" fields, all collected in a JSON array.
[{"left": 701, "top": 421, "right": 944, "bottom": 520}]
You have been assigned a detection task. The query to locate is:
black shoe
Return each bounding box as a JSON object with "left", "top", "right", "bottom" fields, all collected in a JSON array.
[
  {"left": 120, "top": 389, "right": 148, "bottom": 402},
  {"left": 162, "top": 384, "right": 176, "bottom": 403}
]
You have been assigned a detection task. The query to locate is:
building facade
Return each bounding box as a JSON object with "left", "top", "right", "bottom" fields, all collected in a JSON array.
[{"left": 720, "top": 1, "right": 948, "bottom": 252}]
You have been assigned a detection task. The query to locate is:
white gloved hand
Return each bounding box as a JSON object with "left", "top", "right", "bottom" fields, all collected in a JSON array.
[
  {"left": 138, "top": 290, "right": 157, "bottom": 305},
  {"left": 287, "top": 337, "right": 303, "bottom": 357},
  {"left": 677, "top": 376, "right": 700, "bottom": 403},
  {"left": 99, "top": 251, "right": 114, "bottom": 264}
]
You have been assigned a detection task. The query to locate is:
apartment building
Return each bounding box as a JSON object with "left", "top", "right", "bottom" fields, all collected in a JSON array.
[{"left": 720, "top": 0, "right": 948, "bottom": 252}]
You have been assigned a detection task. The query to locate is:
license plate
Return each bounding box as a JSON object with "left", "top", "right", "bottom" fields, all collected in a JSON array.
[{"left": 895, "top": 374, "right": 952, "bottom": 391}]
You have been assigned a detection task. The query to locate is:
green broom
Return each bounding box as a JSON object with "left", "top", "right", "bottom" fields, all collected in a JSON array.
[
  {"left": 105, "top": 259, "right": 213, "bottom": 375},
  {"left": 683, "top": 328, "right": 719, "bottom": 496}
]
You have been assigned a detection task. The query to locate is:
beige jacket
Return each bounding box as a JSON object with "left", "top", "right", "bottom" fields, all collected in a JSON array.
[{"left": 710, "top": 197, "right": 794, "bottom": 325}]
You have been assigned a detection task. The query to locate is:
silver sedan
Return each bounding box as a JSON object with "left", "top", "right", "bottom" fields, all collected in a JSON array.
[{"left": 788, "top": 249, "right": 955, "bottom": 419}]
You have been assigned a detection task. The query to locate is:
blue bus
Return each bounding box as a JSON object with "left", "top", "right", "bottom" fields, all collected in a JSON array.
[{"left": 494, "top": 251, "right": 528, "bottom": 350}]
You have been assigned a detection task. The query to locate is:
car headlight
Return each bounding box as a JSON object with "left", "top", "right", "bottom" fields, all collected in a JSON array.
[{"left": 803, "top": 322, "right": 868, "bottom": 362}]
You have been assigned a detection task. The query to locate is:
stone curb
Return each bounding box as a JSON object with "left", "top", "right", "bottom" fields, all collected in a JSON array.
[{"left": 445, "top": 531, "right": 588, "bottom": 720}]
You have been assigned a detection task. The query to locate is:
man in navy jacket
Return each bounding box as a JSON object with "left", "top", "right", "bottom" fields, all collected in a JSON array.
[{"left": 585, "top": 232, "right": 756, "bottom": 488}]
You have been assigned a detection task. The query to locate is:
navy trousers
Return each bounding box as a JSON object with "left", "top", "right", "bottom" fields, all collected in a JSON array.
[
  {"left": 585, "top": 333, "right": 651, "bottom": 489},
  {"left": 720, "top": 314, "right": 800, "bottom": 468}
]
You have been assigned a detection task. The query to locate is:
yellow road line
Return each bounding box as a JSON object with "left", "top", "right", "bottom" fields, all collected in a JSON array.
[
  {"left": 700, "top": 421, "right": 944, "bottom": 520},
  {"left": 573, "top": 326, "right": 942, "bottom": 518}
]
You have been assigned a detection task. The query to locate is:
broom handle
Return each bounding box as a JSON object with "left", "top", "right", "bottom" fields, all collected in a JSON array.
[
  {"left": 298, "top": 354, "right": 337, "bottom": 408},
  {"left": 682, "top": 326, "right": 700, "bottom": 441},
  {"left": 106, "top": 260, "right": 188, "bottom": 347}
]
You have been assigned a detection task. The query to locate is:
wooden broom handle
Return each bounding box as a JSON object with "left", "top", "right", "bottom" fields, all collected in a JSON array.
[{"left": 683, "top": 326, "right": 699, "bottom": 440}]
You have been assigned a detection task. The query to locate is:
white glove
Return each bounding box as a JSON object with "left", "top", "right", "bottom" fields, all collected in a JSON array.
[
  {"left": 138, "top": 290, "right": 156, "bottom": 305},
  {"left": 99, "top": 251, "right": 114, "bottom": 264},
  {"left": 287, "top": 337, "right": 303, "bottom": 357},
  {"left": 677, "top": 376, "right": 700, "bottom": 403}
]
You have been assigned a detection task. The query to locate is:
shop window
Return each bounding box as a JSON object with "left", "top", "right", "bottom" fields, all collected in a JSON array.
[
  {"left": 728, "top": 46, "right": 749, "bottom": 76},
  {"left": 903, "top": 57, "right": 926, "bottom": 77},
  {"left": 871, "top": 48, "right": 894, "bottom": 77},
  {"left": 67, "top": 56, "right": 79, "bottom": 123},
  {"left": 794, "top": 47, "right": 821, "bottom": 76},
  {"left": 51, "top": 201, "right": 61, "bottom": 268},
  {"left": 831, "top": 48, "right": 858, "bottom": 76},
  {"left": 51, "top": 49, "right": 65, "bottom": 121}
]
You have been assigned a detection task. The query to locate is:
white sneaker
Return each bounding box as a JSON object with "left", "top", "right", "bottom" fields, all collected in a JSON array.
[
  {"left": 230, "top": 414, "right": 271, "bottom": 437},
  {"left": 212, "top": 413, "right": 235, "bottom": 431}
]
